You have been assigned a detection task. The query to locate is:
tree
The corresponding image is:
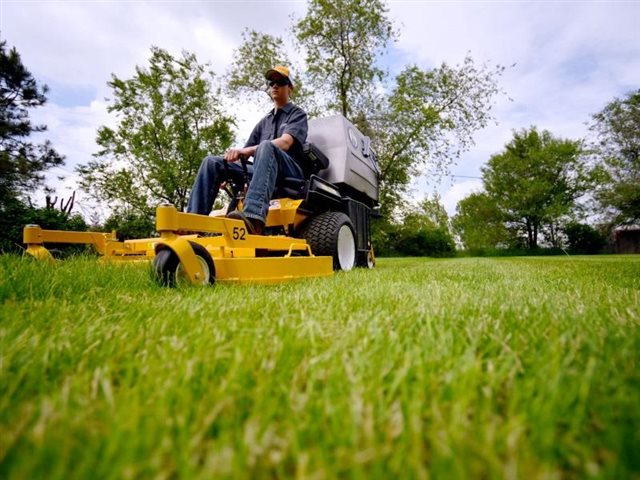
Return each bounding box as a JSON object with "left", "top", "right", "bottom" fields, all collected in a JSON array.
[
  {"left": 452, "top": 192, "right": 509, "bottom": 250},
  {"left": 227, "top": 30, "right": 290, "bottom": 105},
  {"left": 226, "top": 29, "right": 317, "bottom": 116},
  {"left": 589, "top": 89, "right": 640, "bottom": 225},
  {"left": 103, "top": 210, "right": 155, "bottom": 241},
  {"left": 229, "top": 1, "right": 504, "bottom": 218},
  {"left": 0, "top": 40, "right": 64, "bottom": 205},
  {"left": 370, "top": 59, "right": 504, "bottom": 215},
  {"left": 293, "top": 0, "right": 397, "bottom": 119},
  {"left": 482, "top": 128, "right": 587, "bottom": 249},
  {"left": 395, "top": 228, "right": 455, "bottom": 257},
  {"left": 564, "top": 222, "right": 607, "bottom": 254},
  {"left": 403, "top": 194, "right": 450, "bottom": 232},
  {"left": 372, "top": 194, "right": 455, "bottom": 257},
  {"left": 77, "top": 47, "right": 235, "bottom": 215},
  {"left": 0, "top": 196, "right": 87, "bottom": 253}
]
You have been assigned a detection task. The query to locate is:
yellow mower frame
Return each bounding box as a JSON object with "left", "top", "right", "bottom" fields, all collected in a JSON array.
[
  {"left": 23, "top": 200, "right": 334, "bottom": 286},
  {"left": 23, "top": 225, "right": 152, "bottom": 261},
  {"left": 151, "top": 202, "right": 332, "bottom": 285}
]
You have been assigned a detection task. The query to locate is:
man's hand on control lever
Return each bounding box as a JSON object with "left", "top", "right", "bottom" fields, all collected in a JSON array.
[{"left": 224, "top": 147, "right": 256, "bottom": 162}]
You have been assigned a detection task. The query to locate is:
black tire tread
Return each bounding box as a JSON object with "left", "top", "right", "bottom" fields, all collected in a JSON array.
[
  {"left": 299, "top": 211, "right": 354, "bottom": 270},
  {"left": 152, "top": 241, "right": 215, "bottom": 287}
]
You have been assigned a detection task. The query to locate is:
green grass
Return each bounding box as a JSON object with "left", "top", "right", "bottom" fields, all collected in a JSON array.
[{"left": 1, "top": 254, "right": 639, "bottom": 479}]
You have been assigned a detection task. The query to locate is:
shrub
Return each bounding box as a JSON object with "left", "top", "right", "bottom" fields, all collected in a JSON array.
[
  {"left": 395, "top": 228, "right": 455, "bottom": 257},
  {"left": 0, "top": 198, "right": 88, "bottom": 254},
  {"left": 103, "top": 211, "right": 155, "bottom": 241},
  {"left": 564, "top": 222, "right": 607, "bottom": 254}
]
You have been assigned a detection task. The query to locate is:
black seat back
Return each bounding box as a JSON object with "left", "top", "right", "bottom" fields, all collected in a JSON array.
[
  {"left": 302, "top": 143, "right": 330, "bottom": 175},
  {"left": 276, "top": 143, "right": 330, "bottom": 199}
]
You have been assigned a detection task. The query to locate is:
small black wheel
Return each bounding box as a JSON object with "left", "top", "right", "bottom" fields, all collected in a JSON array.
[
  {"left": 357, "top": 247, "right": 375, "bottom": 269},
  {"left": 299, "top": 211, "right": 357, "bottom": 271},
  {"left": 152, "top": 241, "right": 215, "bottom": 287}
]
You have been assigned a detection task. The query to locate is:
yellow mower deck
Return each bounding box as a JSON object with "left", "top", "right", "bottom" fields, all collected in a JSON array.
[
  {"left": 23, "top": 201, "right": 333, "bottom": 285},
  {"left": 23, "top": 226, "right": 153, "bottom": 261}
]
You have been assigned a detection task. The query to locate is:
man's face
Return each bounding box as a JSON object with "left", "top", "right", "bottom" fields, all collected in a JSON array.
[{"left": 268, "top": 74, "right": 292, "bottom": 103}]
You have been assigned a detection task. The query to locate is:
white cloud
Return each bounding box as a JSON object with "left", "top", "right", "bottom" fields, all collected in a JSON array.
[
  {"left": 2, "top": 0, "right": 639, "bottom": 221},
  {"left": 441, "top": 180, "right": 484, "bottom": 217},
  {"left": 389, "top": 0, "right": 639, "bottom": 207},
  {"left": 24, "top": 99, "right": 114, "bottom": 218}
]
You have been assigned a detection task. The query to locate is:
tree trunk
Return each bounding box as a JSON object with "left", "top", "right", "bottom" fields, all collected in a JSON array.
[{"left": 341, "top": 87, "right": 348, "bottom": 117}]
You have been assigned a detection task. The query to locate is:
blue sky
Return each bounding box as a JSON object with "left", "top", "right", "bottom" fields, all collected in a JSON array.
[{"left": 1, "top": 0, "right": 639, "bottom": 219}]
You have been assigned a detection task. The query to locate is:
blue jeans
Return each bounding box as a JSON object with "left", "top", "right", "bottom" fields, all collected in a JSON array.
[{"left": 187, "top": 140, "right": 304, "bottom": 222}]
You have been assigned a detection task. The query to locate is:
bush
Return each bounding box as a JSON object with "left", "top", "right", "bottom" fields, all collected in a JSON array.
[
  {"left": 0, "top": 198, "right": 88, "bottom": 254},
  {"left": 372, "top": 220, "right": 456, "bottom": 257},
  {"left": 103, "top": 211, "right": 155, "bottom": 241},
  {"left": 564, "top": 222, "right": 607, "bottom": 254},
  {"left": 396, "top": 228, "right": 456, "bottom": 257}
]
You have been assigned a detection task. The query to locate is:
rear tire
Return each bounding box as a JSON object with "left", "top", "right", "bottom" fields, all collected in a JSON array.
[
  {"left": 153, "top": 241, "right": 215, "bottom": 287},
  {"left": 299, "top": 212, "right": 357, "bottom": 271}
]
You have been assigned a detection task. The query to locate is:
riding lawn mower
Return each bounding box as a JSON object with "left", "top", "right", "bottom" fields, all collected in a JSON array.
[{"left": 23, "top": 115, "right": 380, "bottom": 286}]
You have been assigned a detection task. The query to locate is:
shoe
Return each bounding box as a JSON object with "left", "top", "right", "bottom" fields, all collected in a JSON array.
[{"left": 226, "top": 210, "right": 264, "bottom": 235}]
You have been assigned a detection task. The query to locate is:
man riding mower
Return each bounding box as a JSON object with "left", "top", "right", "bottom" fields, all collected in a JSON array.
[{"left": 22, "top": 66, "right": 379, "bottom": 286}]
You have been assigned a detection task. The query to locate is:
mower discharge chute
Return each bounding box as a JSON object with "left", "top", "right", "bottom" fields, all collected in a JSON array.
[{"left": 23, "top": 115, "right": 380, "bottom": 286}]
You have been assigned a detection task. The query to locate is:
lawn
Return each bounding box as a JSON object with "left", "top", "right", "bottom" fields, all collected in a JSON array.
[{"left": 1, "top": 255, "right": 639, "bottom": 479}]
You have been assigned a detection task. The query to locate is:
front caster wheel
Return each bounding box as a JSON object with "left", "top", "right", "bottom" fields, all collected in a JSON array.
[
  {"left": 357, "top": 247, "right": 375, "bottom": 269},
  {"left": 152, "top": 241, "right": 215, "bottom": 287}
]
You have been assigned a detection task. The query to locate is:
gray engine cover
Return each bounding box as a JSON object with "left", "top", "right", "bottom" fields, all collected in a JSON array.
[{"left": 307, "top": 115, "right": 379, "bottom": 202}]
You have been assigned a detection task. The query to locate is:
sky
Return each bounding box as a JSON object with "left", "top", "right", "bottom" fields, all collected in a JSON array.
[{"left": 1, "top": 0, "right": 639, "bottom": 220}]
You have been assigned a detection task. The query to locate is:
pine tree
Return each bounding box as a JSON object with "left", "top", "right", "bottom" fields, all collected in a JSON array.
[{"left": 0, "top": 40, "right": 64, "bottom": 205}]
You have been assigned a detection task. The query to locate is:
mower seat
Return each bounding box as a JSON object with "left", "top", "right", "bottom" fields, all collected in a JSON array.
[
  {"left": 276, "top": 143, "right": 330, "bottom": 199},
  {"left": 279, "top": 177, "right": 307, "bottom": 198}
]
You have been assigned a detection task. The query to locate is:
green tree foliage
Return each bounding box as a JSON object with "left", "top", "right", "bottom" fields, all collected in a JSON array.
[
  {"left": 564, "top": 222, "right": 607, "bottom": 254},
  {"left": 403, "top": 194, "right": 450, "bottom": 232},
  {"left": 293, "top": 0, "right": 503, "bottom": 215},
  {"left": 0, "top": 40, "right": 64, "bottom": 205},
  {"left": 374, "top": 221, "right": 455, "bottom": 257},
  {"left": 589, "top": 89, "right": 640, "bottom": 225},
  {"left": 452, "top": 192, "right": 509, "bottom": 250},
  {"left": 227, "top": 30, "right": 291, "bottom": 102},
  {"left": 373, "top": 195, "right": 455, "bottom": 257},
  {"left": 103, "top": 210, "right": 155, "bottom": 241},
  {"left": 229, "top": 0, "right": 504, "bottom": 218},
  {"left": 226, "top": 30, "right": 316, "bottom": 114},
  {"left": 0, "top": 41, "right": 79, "bottom": 253},
  {"left": 0, "top": 197, "right": 87, "bottom": 253},
  {"left": 293, "top": 0, "right": 397, "bottom": 118},
  {"left": 77, "top": 47, "right": 235, "bottom": 215},
  {"left": 482, "top": 128, "right": 587, "bottom": 249},
  {"left": 395, "top": 228, "right": 455, "bottom": 257},
  {"left": 370, "top": 59, "right": 504, "bottom": 214}
]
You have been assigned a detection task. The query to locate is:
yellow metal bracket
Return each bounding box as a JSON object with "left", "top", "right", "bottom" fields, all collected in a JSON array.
[{"left": 285, "top": 243, "right": 313, "bottom": 258}]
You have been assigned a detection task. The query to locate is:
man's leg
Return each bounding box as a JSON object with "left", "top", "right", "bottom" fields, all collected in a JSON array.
[
  {"left": 187, "top": 155, "right": 250, "bottom": 215},
  {"left": 242, "top": 140, "right": 304, "bottom": 224}
]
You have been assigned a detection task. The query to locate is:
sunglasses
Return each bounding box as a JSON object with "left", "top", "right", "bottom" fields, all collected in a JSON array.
[{"left": 268, "top": 78, "right": 290, "bottom": 87}]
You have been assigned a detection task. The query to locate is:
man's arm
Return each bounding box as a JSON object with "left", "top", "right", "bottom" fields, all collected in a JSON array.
[
  {"left": 225, "top": 133, "right": 294, "bottom": 161},
  {"left": 271, "top": 133, "right": 294, "bottom": 152},
  {"left": 281, "top": 108, "right": 308, "bottom": 151}
]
